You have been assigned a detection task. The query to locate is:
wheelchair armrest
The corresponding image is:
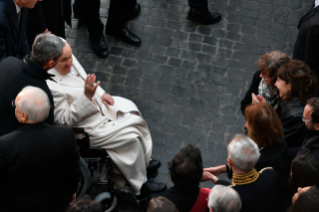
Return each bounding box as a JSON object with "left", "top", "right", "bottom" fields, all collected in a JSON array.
[{"left": 73, "top": 127, "right": 90, "bottom": 152}]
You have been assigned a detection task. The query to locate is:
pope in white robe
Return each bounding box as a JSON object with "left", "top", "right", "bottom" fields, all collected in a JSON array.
[{"left": 46, "top": 42, "right": 154, "bottom": 192}]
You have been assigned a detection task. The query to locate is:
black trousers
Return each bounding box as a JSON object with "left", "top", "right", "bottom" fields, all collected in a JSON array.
[
  {"left": 73, "top": 0, "right": 136, "bottom": 37},
  {"left": 188, "top": 0, "right": 208, "bottom": 9}
]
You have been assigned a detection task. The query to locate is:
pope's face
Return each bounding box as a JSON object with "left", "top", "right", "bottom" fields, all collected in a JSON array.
[{"left": 55, "top": 43, "right": 73, "bottom": 75}]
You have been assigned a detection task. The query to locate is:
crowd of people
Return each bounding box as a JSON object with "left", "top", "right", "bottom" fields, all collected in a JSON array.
[{"left": 1, "top": 0, "right": 319, "bottom": 211}]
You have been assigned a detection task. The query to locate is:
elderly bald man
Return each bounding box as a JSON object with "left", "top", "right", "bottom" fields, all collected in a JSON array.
[
  {"left": 46, "top": 41, "right": 165, "bottom": 195},
  {"left": 0, "top": 86, "right": 80, "bottom": 212}
]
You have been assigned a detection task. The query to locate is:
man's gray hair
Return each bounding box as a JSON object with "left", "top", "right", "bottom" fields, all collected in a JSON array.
[
  {"left": 227, "top": 134, "right": 260, "bottom": 171},
  {"left": 31, "top": 34, "right": 65, "bottom": 67},
  {"left": 16, "top": 86, "right": 50, "bottom": 123},
  {"left": 208, "top": 185, "right": 241, "bottom": 212}
]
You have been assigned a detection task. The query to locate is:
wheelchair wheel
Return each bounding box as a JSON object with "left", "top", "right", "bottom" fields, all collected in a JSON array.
[
  {"left": 76, "top": 157, "right": 90, "bottom": 198},
  {"left": 95, "top": 192, "right": 118, "bottom": 212}
]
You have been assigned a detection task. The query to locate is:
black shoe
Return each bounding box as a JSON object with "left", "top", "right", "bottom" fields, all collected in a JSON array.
[
  {"left": 127, "top": 3, "right": 141, "bottom": 21},
  {"left": 147, "top": 159, "right": 161, "bottom": 179},
  {"left": 141, "top": 181, "right": 166, "bottom": 194},
  {"left": 106, "top": 26, "right": 141, "bottom": 46},
  {"left": 89, "top": 35, "right": 109, "bottom": 58},
  {"left": 187, "top": 8, "right": 221, "bottom": 25}
]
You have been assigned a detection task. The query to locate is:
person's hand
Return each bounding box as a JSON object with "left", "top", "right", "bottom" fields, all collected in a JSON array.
[
  {"left": 256, "top": 95, "right": 266, "bottom": 103},
  {"left": 201, "top": 171, "right": 219, "bottom": 183},
  {"left": 101, "top": 93, "right": 114, "bottom": 106},
  {"left": 69, "top": 193, "right": 76, "bottom": 205},
  {"left": 84, "top": 74, "right": 100, "bottom": 101},
  {"left": 251, "top": 93, "right": 259, "bottom": 103},
  {"left": 37, "top": 28, "right": 51, "bottom": 36},
  {"left": 203, "top": 165, "right": 226, "bottom": 176}
]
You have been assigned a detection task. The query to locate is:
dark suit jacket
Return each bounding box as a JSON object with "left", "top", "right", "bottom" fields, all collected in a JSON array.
[
  {"left": 293, "top": 7, "right": 319, "bottom": 77},
  {"left": 298, "top": 130, "right": 319, "bottom": 159},
  {"left": 0, "top": 122, "right": 80, "bottom": 212},
  {"left": 0, "top": 55, "right": 55, "bottom": 136},
  {"left": 26, "top": 0, "right": 71, "bottom": 47},
  {"left": 0, "top": 0, "right": 30, "bottom": 62}
]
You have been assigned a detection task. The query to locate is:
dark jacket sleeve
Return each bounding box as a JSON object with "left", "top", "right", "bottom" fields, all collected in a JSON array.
[
  {"left": 240, "top": 70, "right": 261, "bottom": 115},
  {"left": 281, "top": 114, "right": 305, "bottom": 147},
  {"left": 305, "top": 25, "right": 319, "bottom": 77},
  {"left": 0, "top": 14, "right": 6, "bottom": 62},
  {"left": 27, "top": 2, "right": 47, "bottom": 35},
  {"left": 66, "top": 133, "right": 80, "bottom": 194}
]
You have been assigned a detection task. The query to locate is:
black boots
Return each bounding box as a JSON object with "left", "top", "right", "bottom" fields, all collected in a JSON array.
[{"left": 187, "top": 7, "right": 222, "bottom": 25}]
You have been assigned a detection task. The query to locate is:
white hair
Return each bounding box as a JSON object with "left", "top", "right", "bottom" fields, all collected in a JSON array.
[
  {"left": 16, "top": 86, "right": 50, "bottom": 123},
  {"left": 227, "top": 134, "right": 260, "bottom": 171},
  {"left": 208, "top": 185, "right": 241, "bottom": 212}
]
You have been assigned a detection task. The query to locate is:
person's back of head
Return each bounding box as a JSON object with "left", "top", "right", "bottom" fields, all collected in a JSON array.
[
  {"left": 291, "top": 155, "right": 319, "bottom": 194},
  {"left": 15, "top": 86, "right": 50, "bottom": 123},
  {"left": 227, "top": 134, "right": 260, "bottom": 172},
  {"left": 245, "top": 102, "right": 283, "bottom": 148},
  {"left": 147, "top": 196, "right": 179, "bottom": 212},
  {"left": 288, "top": 186, "right": 319, "bottom": 212},
  {"left": 208, "top": 185, "right": 241, "bottom": 212},
  {"left": 168, "top": 144, "right": 203, "bottom": 190},
  {"left": 31, "top": 34, "right": 65, "bottom": 70},
  {"left": 66, "top": 195, "right": 104, "bottom": 212}
]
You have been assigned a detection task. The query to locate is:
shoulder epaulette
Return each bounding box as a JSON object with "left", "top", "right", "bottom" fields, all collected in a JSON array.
[{"left": 259, "top": 167, "right": 273, "bottom": 174}]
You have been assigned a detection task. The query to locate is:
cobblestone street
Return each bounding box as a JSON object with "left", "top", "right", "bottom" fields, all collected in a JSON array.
[{"left": 67, "top": 0, "right": 312, "bottom": 209}]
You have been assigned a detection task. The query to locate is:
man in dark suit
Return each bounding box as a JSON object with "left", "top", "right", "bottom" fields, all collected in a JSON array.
[
  {"left": 73, "top": 0, "right": 141, "bottom": 58},
  {"left": 293, "top": 5, "right": 319, "bottom": 77},
  {"left": 26, "top": 0, "right": 72, "bottom": 48},
  {"left": 0, "top": 0, "right": 40, "bottom": 62},
  {"left": 0, "top": 33, "right": 65, "bottom": 136},
  {"left": 0, "top": 86, "right": 80, "bottom": 212}
]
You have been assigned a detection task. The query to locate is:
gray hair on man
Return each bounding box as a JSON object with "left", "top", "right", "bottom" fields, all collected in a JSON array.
[
  {"left": 208, "top": 185, "right": 241, "bottom": 212},
  {"left": 227, "top": 134, "right": 260, "bottom": 171},
  {"left": 16, "top": 86, "right": 50, "bottom": 123},
  {"left": 31, "top": 34, "right": 65, "bottom": 67}
]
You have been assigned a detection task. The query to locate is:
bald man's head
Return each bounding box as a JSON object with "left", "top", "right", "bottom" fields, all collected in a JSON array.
[{"left": 15, "top": 86, "right": 50, "bottom": 123}]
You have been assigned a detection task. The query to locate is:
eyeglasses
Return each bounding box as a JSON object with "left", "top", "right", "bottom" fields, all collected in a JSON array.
[
  {"left": 302, "top": 116, "right": 312, "bottom": 123},
  {"left": 12, "top": 99, "right": 16, "bottom": 107}
]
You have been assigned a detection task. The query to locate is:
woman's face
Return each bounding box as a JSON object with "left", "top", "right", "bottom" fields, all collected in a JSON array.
[
  {"left": 292, "top": 186, "right": 311, "bottom": 204},
  {"left": 259, "top": 72, "right": 271, "bottom": 85},
  {"left": 274, "top": 77, "right": 291, "bottom": 99}
]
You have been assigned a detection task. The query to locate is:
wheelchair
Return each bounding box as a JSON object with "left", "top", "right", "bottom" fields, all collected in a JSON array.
[{"left": 73, "top": 128, "right": 148, "bottom": 212}]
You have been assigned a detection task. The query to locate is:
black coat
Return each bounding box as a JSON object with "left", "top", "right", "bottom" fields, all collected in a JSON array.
[
  {"left": 26, "top": 0, "right": 71, "bottom": 47},
  {"left": 0, "top": 122, "right": 80, "bottom": 212},
  {"left": 0, "top": 55, "right": 55, "bottom": 136},
  {"left": 240, "top": 70, "right": 261, "bottom": 115},
  {"left": 297, "top": 130, "right": 319, "bottom": 158},
  {"left": 0, "top": 0, "right": 30, "bottom": 62},
  {"left": 276, "top": 98, "right": 306, "bottom": 147},
  {"left": 293, "top": 7, "right": 319, "bottom": 77}
]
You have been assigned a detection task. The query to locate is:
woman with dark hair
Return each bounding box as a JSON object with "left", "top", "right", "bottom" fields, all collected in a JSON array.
[
  {"left": 151, "top": 145, "right": 210, "bottom": 212},
  {"left": 147, "top": 196, "right": 179, "bottom": 212},
  {"left": 288, "top": 186, "right": 319, "bottom": 212},
  {"left": 240, "top": 51, "right": 291, "bottom": 114},
  {"left": 290, "top": 155, "right": 319, "bottom": 194},
  {"left": 275, "top": 60, "right": 318, "bottom": 148},
  {"left": 65, "top": 195, "right": 104, "bottom": 212},
  {"left": 204, "top": 102, "right": 289, "bottom": 208}
]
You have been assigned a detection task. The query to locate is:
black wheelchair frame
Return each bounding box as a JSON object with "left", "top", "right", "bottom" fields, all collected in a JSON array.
[{"left": 73, "top": 128, "right": 147, "bottom": 211}]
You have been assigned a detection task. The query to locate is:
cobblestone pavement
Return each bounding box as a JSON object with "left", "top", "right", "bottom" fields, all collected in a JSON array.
[{"left": 67, "top": 0, "right": 312, "bottom": 210}]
